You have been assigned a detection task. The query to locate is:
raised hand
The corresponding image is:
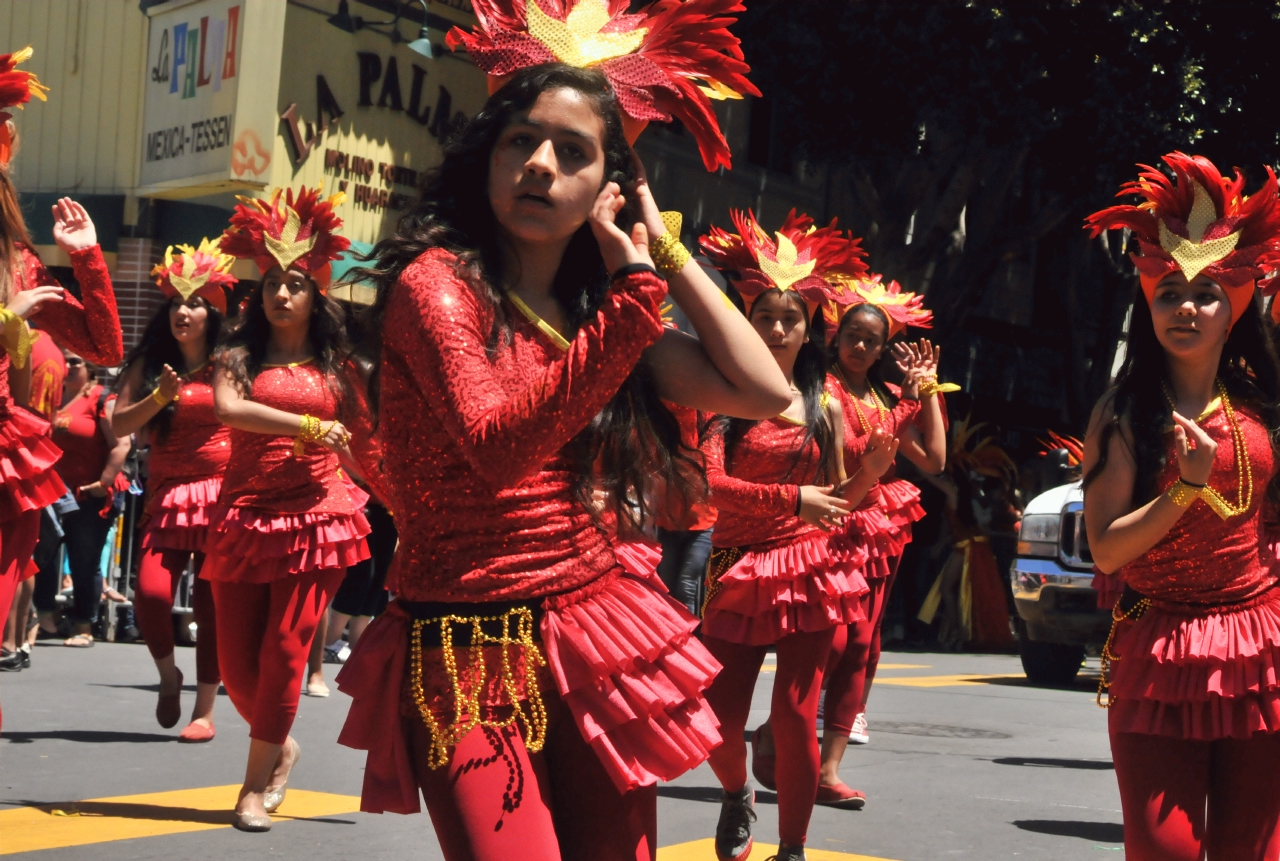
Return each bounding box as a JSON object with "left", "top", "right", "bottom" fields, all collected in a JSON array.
[
  {"left": 6, "top": 283, "right": 64, "bottom": 319},
  {"left": 156, "top": 364, "right": 182, "bottom": 402},
  {"left": 859, "top": 426, "right": 900, "bottom": 479},
  {"left": 1172, "top": 411, "right": 1217, "bottom": 486},
  {"left": 588, "top": 182, "right": 654, "bottom": 275},
  {"left": 51, "top": 198, "right": 97, "bottom": 253}
]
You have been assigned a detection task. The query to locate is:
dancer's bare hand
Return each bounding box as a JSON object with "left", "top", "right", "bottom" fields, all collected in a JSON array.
[
  {"left": 6, "top": 284, "right": 63, "bottom": 319},
  {"left": 52, "top": 198, "right": 97, "bottom": 252},
  {"left": 797, "top": 484, "right": 852, "bottom": 531},
  {"left": 859, "top": 426, "right": 900, "bottom": 479},
  {"left": 1172, "top": 411, "right": 1216, "bottom": 486},
  {"left": 589, "top": 182, "right": 654, "bottom": 275}
]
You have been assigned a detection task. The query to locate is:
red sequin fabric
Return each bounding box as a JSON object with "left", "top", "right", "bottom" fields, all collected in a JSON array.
[
  {"left": 378, "top": 249, "right": 667, "bottom": 602},
  {"left": 1109, "top": 402, "right": 1280, "bottom": 739},
  {"left": 703, "top": 419, "right": 817, "bottom": 551},
  {"left": 0, "top": 244, "right": 122, "bottom": 522},
  {"left": 201, "top": 362, "right": 370, "bottom": 583},
  {"left": 141, "top": 364, "right": 231, "bottom": 552}
]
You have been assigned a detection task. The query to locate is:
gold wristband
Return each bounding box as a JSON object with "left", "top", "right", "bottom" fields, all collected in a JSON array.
[
  {"left": 918, "top": 376, "right": 961, "bottom": 398},
  {"left": 0, "top": 308, "right": 32, "bottom": 370},
  {"left": 150, "top": 388, "right": 173, "bottom": 408},
  {"left": 1166, "top": 478, "right": 1202, "bottom": 508},
  {"left": 650, "top": 211, "right": 691, "bottom": 276},
  {"left": 294, "top": 414, "right": 324, "bottom": 456}
]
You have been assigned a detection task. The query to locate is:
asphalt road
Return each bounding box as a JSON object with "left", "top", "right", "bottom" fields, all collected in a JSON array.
[{"left": 0, "top": 641, "right": 1123, "bottom": 860}]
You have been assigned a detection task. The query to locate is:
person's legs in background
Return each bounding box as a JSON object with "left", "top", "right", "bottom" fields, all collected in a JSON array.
[
  {"left": 32, "top": 506, "right": 65, "bottom": 637},
  {"left": 60, "top": 505, "right": 113, "bottom": 646}
]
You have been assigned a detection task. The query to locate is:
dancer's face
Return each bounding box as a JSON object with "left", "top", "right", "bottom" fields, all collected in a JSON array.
[
  {"left": 1149, "top": 271, "right": 1231, "bottom": 362},
  {"left": 261, "top": 266, "right": 315, "bottom": 332},
  {"left": 750, "top": 290, "right": 810, "bottom": 375},
  {"left": 837, "top": 307, "right": 887, "bottom": 378},
  {"left": 488, "top": 87, "right": 608, "bottom": 248},
  {"left": 168, "top": 296, "right": 208, "bottom": 346}
]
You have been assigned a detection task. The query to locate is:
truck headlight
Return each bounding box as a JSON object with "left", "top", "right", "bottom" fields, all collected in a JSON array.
[{"left": 1017, "top": 513, "right": 1059, "bottom": 558}]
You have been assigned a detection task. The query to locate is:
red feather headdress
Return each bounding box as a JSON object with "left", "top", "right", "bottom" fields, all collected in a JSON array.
[
  {"left": 446, "top": 0, "right": 760, "bottom": 171},
  {"left": 1037, "top": 430, "right": 1084, "bottom": 469},
  {"left": 699, "top": 208, "right": 868, "bottom": 317},
  {"left": 151, "top": 238, "right": 237, "bottom": 314},
  {"left": 822, "top": 274, "right": 932, "bottom": 342},
  {"left": 0, "top": 47, "right": 49, "bottom": 167},
  {"left": 219, "top": 186, "right": 350, "bottom": 291},
  {"left": 1084, "top": 152, "right": 1280, "bottom": 327}
]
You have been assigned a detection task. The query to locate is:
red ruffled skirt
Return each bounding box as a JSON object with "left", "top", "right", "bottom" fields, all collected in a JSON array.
[
  {"left": 0, "top": 408, "right": 66, "bottom": 524},
  {"left": 1108, "top": 585, "right": 1280, "bottom": 740},
  {"left": 612, "top": 539, "right": 666, "bottom": 592},
  {"left": 842, "top": 503, "right": 900, "bottom": 581},
  {"left": 201, "top": 502, "right": 371, "bottom": 583},
  {"left": 336, "top": 569, "right": 723, "bottom": 813},
  {"left": 142, "top": 475, "right": 222, "bottom": 552},
  {"left": 880, "top": 478, "right": 925, "bottom": 550},
  {"left": 701, "top": 531, "right": 869, "bottom": 646}
]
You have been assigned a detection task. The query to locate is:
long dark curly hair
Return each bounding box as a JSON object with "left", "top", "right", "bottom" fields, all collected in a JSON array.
[
  {"left": 1083, "top": 285, "right": 1280, "bottom": 509},
  {"left": 119, "top": 297, "right": 222, "bottom": 441},
  {"left": 829, "top": 303, "right": 902, "bottom": 410},
  {"left": 354, "top": 62, "right": 701, "bottom": 533},
  {"left": 719, "top": 289, "right": 835, "bottom": 482},
  {"left": 215, "top": 275, "right": 354, "bottom": 419}
]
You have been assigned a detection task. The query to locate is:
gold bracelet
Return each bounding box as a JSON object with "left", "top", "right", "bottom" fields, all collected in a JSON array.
[
  {"left": 650, "top": 211, "right": 691, "bottom": 276},
  {"left": 1166, "top": 478, "right": 1202, "bottom": 508},
  {"left": 294, "top": 414, "right": 324, "bottom": 456},
  {"left": 918, "top": 376, "right": 961, "bottom": 398},
  {"left": 150, "top": 388, "right": 173, "bottom": 408}
]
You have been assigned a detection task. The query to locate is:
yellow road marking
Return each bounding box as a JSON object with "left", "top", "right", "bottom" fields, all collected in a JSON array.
[
  {"left": 873, "top": 673, "right": 1024, "bottom": 688},
  {"left": 875, "top": 663, "right": 931, "bottom": 670},
  {"left": 659, "top": 838, "right": 899, "bottom": 860},
  {"left": 0, "top": 785, "right": 360, "bottom": 855}
]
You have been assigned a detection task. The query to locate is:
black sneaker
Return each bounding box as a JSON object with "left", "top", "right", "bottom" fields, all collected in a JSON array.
[
  {"left": 765, "top": 844, "right": 806, "bottom": 861},
  {"left": 0, "top": 649, "right": 23, "bottom": 672},
  {"left": 715, "top": 784, "right": 756, "bottom": 861}
]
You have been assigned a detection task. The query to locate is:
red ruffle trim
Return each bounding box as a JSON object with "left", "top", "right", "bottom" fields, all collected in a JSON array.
[
  {"left": 543, "top": 571, "right": 722, "bottom": 791},
  {"left": 141, "top": 475, "right": 222, "bottom": 552},
  {"left": 880, "top": 478, "right": 924, "bottom": 545},
  {"left": 337, "top": 572, "right": 723, "bottom": 813},
  {"left": 0, "top": 408, "right": 66, "bottom": 522},
  {"left": 200, "top": 505, "right": 371, "bottom": 583},
  {"left": 702, "top": 531, "right": 869, "bottom": 645},
  {"left": 842, "top": 505, "right": 899, "bottom": 580},
  {"left": 1092, "top": 567, "right": 1122, "bottom": 610},
  {"left": 1108, "top": 586, "right": 1280, "bottom": 739},
  {"left": 612, "top": 539, "right": 667, "bottom": 592}
]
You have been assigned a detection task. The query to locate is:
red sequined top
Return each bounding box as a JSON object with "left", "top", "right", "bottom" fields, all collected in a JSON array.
[
  {"left": 0, "top": 245, "right": 123, "bottom": 420},
  {"left": 827, "top": 375, "right": 920, "bottom": 504},
  {"left": 1118, "top": 402, "right": 1277, "bottom": 607},
  {"left": 378, "top": 249, "right": 667, "bottom": 602},
  {"left": 147, "top": 364, "right": 230, "bottom": 487},
  {"left": 704, "top": 417, "right": 829, "bottom": 551},
  {"left": 219, "top": 362, "right": 362, "bottom": 515}
]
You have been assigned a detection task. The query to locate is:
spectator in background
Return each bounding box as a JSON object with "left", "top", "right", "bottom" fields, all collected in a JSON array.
[{"left": 32, "top": 351, "right": 131, "bottom": 647}]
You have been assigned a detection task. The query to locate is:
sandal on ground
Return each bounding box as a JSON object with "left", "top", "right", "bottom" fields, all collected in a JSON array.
[
  {"left": 178, "top": 719, "right": 215, "bottom": 743},
  {"left": 63, "top": 633, "right": 94, "bottom": 648},
  {"left": 815, "top": 781, "right": 866, "bottom": 810},
  {"left": 156, "top": 669, "right": 184, "bottom": 729}
]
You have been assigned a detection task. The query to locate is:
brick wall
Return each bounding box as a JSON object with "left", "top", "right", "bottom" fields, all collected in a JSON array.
[{"left": 113, "top": 238, "right": 166, "bottom": 358}]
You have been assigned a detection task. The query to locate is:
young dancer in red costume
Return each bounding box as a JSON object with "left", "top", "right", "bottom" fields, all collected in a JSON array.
[
  {"left": 209, "top": 187, "right": 377, "bottom": 831},
  {"left": 112, "top": 240, "right": 236, "bottom": 742},
  {"left": 696, "top": 209, "right": 897, "bottom": 861},
  {"left": 0, "top": 48, "right": 122, "bottom": 727},
  {"left": 338, "top": 5, "right": 795, "bottom": 857},
  {"left": 1084, "top": 152, "right": 1280, "bottom": 860}
]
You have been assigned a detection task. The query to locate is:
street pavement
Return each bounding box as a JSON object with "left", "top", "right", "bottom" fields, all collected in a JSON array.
[{"left": 0, "top": 641, "right": 1123, "bottom": 860}]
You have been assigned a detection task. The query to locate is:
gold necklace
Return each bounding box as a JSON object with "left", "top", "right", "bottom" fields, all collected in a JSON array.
[
  {"left": 507, "top": 292, "right": 570, "bottom": 352},
  {"left": 1161, "top": 379, "right": 1253, "bottom": 520},
  {"left": 835, "top": 368, "right": 886, "bottom": 433}
]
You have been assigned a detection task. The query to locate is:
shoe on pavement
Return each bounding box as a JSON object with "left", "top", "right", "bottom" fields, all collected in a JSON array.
[
  {"left": 19, "top": 644, "right": 30, "bottom": 669},
  {"left": 323, "top": 641, "right": 350, "bottom": 664},
  {"left": 715, "top": 784, "right": 756, "bottom": 861},
  {"left": 305, "top": 680, "right": 330, "bottom": 697},
  {"left": 848, "top": 711, "right": 869, "bottom": 744},
  {"left": 815, "top": 781, "right": 866, "bottom": 810},
  {"left": 765, "top": 843, "right": 807, "bottom": 860},
  {"left": 178, "top": 720, "right": 216, "bottom": 743},
  {"left": 0, "top": 649, "right": 23, "bottom": 672}
]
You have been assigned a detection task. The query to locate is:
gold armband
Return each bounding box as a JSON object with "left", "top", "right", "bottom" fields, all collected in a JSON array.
[
  {"left": 150, "top": 388, "right": 173, "bottom": 408},
  {"left": 294, "top": 414, "right": 324, "bottom": 456},
  {"left": 918, "top": 376, "right": 961, "bottom": 398},
  {"left": 650, "top": 211, "right": 691, "bottom": 276},
  {"left": 1165, "top": 478, "right": 1202, "bottom": 508},
  {"left": 0, "top": 308, "right": 34, "bottom": 370}
]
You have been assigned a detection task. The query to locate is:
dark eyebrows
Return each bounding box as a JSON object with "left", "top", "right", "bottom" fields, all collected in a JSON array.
[{"left": 505, "top": 116, "right": 597, "bottom": 144}]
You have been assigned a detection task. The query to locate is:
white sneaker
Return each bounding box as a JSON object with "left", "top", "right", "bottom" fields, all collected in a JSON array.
[
  {"left": 849, "top": 712, "right": 869, "bottom": 744},
  {"left": 323, "top": 640, "right": 350, "bottom": 664}
]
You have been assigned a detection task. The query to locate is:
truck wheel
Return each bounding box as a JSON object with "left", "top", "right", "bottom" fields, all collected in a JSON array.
[{"left": 1019, "top": 637, "right": 1085, "bottom": 687}]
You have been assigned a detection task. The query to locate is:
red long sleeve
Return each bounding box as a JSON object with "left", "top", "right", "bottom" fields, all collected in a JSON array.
[
  {"left": 381, "top": 248, "right": 668, "bottom": 603},
  {"left": 22, "top": 245, "right": 123, "bottom": 367},
  {"left": 386, "top": 250, "right": 666, "bottom": 489},
  {"left": 703, "top": 431, "right": 798, "bottom": 518}
]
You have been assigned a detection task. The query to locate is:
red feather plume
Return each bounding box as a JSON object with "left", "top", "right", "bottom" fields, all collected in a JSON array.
[{"left": 220, "top": 186, "right": 350, "bottom": 283}]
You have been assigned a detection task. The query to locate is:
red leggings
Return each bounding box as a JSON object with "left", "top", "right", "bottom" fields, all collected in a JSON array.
[
  {"left": 823, "top": 557, "right": 899, "bottom": 735},
  {"left": 1111, "top": 728, "right": 1280, "bottom": 860},
  {"left": 134, "top": 549, "right": 219, "bottom": 685},
  {"left": 0, "top": 509, "right": 39, "bottom": 731},
  {"left": 702, "top": 629, "right": 835, "bottom": 846},
  {"left": 210, "top": 568, "right": 342, "bottom": 745},
  {"left": 414, "top": 682, "right": 657, "bottom": 861}
]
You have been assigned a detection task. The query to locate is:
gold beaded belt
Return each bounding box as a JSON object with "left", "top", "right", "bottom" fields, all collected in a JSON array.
[
  {"left": 701, "top": 546, "right": 745, "bottom": 617},
  {"left": 405, "top": 600, "right": 548, "bottom": 769},
  {"left": 1096, "top": 587, "right": 1151, "bottom": 709}
]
